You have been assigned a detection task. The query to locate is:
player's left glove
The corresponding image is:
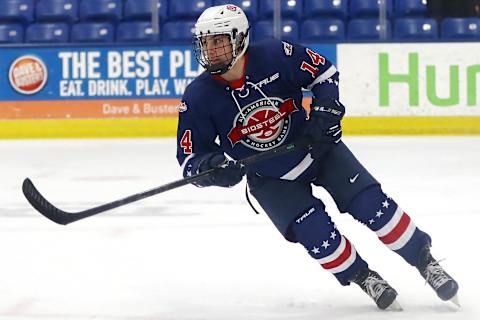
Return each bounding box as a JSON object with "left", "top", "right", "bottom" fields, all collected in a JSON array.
[
  {"left": 192, "top": 152, "right": 246, "bottom": 188},
  {"left": 303, "top": 98, "right": 345, "bottom": 159}
]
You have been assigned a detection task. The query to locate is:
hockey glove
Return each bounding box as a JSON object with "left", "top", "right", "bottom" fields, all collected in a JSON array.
[
  {"left": 193, "top": 152, "right": 246, "bottom": 188},
  {"left": 303, "top": 98, "right": 345, "bottom": 159}
]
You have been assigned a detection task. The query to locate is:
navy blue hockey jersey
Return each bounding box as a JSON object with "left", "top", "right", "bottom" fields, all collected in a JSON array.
[{"left": 176, "top": 39, "right": 340, "bottom": 181}]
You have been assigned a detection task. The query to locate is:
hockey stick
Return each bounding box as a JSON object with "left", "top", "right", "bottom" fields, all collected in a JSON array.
[{"left": 22, "top": 139, "right": 311, "bottom": 225}]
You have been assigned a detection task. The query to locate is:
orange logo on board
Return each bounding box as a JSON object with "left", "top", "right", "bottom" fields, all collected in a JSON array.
[{"left": 9, "top": 56, "right": 48, "bottom": 95}]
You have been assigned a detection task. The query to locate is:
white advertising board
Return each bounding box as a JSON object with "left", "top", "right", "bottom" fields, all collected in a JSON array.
[{"left": 337, "top": 43, "right": 480, "bottom": 116}]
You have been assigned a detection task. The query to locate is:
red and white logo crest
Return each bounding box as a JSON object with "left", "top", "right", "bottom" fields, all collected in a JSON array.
[
  {"left": 226, "top": 5, "right": 237, "bottom": 11},
  {"left": 9, "top": 55, "right": 48, "bottom": 95},
  {"left": 228, "top": 97, "right": 298, "bottom": 151}
]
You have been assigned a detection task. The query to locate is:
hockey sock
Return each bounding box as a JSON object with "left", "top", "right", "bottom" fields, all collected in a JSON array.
[
  {"left": 348, "top": 185, "right": 431, "bottom": 266},
  {"left": 290, "top": 202, "right": 368, "bottom": 285}
]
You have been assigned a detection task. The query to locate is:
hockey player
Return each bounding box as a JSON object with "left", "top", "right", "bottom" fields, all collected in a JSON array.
[{"left": 176, "top": 4, "right": 459, "bottom": 310}]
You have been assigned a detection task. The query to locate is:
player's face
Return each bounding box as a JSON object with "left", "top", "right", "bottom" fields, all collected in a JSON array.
[{"left": 201, "top": 34, "right": 233, "bottom": 65}]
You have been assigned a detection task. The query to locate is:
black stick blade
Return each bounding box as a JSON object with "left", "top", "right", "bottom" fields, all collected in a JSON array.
[{"left": 22, "top": 178, "right": 72, "bottom": 225}]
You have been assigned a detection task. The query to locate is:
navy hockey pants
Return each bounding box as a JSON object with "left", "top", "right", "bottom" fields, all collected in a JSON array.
[{"left": 247, "top": 142, "right": 431, "bottom": 285}]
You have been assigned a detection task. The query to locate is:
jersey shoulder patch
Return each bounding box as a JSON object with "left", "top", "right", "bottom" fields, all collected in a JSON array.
[{"left": 282, "top": 41, "right": 293, "bottom": 56}]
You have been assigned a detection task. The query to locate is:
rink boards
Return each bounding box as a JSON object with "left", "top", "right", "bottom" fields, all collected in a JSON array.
[{"left": 0, "top": 42, "right": 479, "bottom": 138}]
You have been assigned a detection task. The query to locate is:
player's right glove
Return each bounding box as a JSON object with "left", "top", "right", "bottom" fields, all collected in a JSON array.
[
  {"left": 303, "top": 98, "right": 345, "bottom": 159},
  {"left": 192, "top": 152, "right": 246, "bottom": 188}
]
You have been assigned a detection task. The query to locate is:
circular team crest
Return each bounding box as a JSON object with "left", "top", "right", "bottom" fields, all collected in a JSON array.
[
  {"left": 9, "top": 55, "right": 48, "bottom": 95},
  {"left": 228, "top": 97, "right": 297, "bottom": 151}
]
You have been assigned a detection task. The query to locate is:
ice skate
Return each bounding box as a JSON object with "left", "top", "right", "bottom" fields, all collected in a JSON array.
[
  {"left": 351, "top": 268, "right": 402, "bottom": 311},
  {"left": 417, "top": 244, "right": 459, "bottom": 306}
]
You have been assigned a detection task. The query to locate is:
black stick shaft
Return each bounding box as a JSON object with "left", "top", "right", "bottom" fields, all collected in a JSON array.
[{"left": 22, "top": 139, "right": 311, "bottom": 225}]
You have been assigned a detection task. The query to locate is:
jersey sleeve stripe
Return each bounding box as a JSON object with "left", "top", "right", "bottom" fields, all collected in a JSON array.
[
  {"left": 305, "top": 65, "right": 338, "bottom": 91},
  {"left": 280, "top": 153, "right": 314, "bottom": 180},
  {"left": 180, "top": 153, "right": 196, "bottom": 173}
]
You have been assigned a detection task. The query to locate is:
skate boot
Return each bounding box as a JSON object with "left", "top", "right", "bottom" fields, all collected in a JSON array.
[
  {"left": 417, "top": 244, "right": 459, "bottom": 306},
  {"left": 350, "top": 268, "right": 402, "bottom": 310}
]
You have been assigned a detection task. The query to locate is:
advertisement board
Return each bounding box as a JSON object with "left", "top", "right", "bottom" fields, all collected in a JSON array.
[
  {"left": 337, "top": 43, "right": 480, "bottom": 116},
  {"left": 0, "top": 45, "right": 202, "bottom": 119}
]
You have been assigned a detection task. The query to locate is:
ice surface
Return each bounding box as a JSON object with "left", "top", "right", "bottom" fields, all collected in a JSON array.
[{"left": 0, "top": 137, "right": 478, "bottom": 320}]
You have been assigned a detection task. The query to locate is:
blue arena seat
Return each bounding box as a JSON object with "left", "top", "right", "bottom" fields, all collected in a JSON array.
[
  {"left": 304, "top": 0, "right": 348, "bottom": 19},
  {"left": 25, "top": 22, "right": 69, "bottom": 43},
  {"left": 347, "top": 18, "right": 391, "bottom": 40},
  {"left": 350, "top": 0, "right": 393, "bottom": 18},
  {"left": 117, "top": 21, "right": 160, "bottom": 42},
  {"left": 214, "top": 0, "right": 258, "bottom": 21},
  {"left": 79, "top": 0, "right": 122, "bottom": 21},
  {"left": 0, "top": 0, "right": 34, "bottom": 23},
  {"left": 395, "top": 0, "right": 428, "bottom": 17},
  {"left": 35, "top": 0, "right": 78, "bottom": 22},
  {"left": 441, "top": 18, "right": 480, "bottom": 40},
  {"left": 169, "top": 0, "right": 212, "bottom": 20},
  {"left": 259, "top": 0, "right": 303, "bottom": 20},
  {"left": 253, "top": 19, "right": 298, "bottom": 42},
  {"left": 162, "top": 20, "right": 196, "bottom": 42},
  {"left": 0, "top": 23, "right": 23, "bottom": 43},
  {"left": 301, "top": 18, "right": 345, "bottom": 41},
  {"left": 394, "top": 18, "right": 438, "bottom": 40},
  {"left": 71, "top": 21, "right": 114, "bottom": 42},
  {"left": 124, "top": 0, "right": 167, "bottom": 21}
]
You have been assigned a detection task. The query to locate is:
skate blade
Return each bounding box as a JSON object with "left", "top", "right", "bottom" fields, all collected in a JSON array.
[
  {"left": 449, "top": 294, "right": 460, "bottom": 307},
  {"left": 386, "top": 299, "right": 403, "bottom": 311}
]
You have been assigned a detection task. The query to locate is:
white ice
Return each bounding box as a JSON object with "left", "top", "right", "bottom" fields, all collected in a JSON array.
[{"left": 0, "top": 137, "right": 478, "bottom": 320}]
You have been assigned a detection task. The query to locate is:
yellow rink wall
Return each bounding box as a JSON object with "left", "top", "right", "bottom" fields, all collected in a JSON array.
[{"left": 1, "top": 116, "right": 479, "bottom": 139}]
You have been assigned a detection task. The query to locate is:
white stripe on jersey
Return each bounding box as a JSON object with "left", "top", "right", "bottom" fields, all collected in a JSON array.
[
  {"left": 180, "top": 153, "right": 195, "bottom": 174},
  {"left": 305, "top": 65, "right": 338, "bottom": 91},
  {"left": 280, "top": 153, "right": 314, "bottom": 180}
]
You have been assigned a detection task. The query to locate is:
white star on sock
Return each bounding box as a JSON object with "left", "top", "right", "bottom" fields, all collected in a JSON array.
[
  {"left": 382, "top": 200, "right": 390, "bottom": 208},
  {"left": 330, "top": 231, "right": 337, "bottom": 240},
  {"left": 311, "top": 246, "right": 320, "bottom": 254},
  {"left": 376, "top": 210, "right": 384, "bottom": 218},
  {"left": 321, "top": 240, "right": 330, "bottom": 249}
]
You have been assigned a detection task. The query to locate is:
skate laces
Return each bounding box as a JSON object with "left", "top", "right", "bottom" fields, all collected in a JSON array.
[
  {"left": 424, "top": 259, "right": 450, "bottom": 289},
  {"left": 363, "top": 275, "right": 388, "bottom": 301}
]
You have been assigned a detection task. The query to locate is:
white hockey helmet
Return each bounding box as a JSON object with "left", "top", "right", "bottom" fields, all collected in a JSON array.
[{"left": 193, "top": 4, "right": 250, "bottom": 75}]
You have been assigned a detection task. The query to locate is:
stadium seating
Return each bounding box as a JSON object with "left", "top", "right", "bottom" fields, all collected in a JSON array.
[
  {"left": 71, "top": 21, "right": 114, "bottom": 42},
  {"left": 163, "top": 20, "right": 196, "bottom": 42},
  {"left": 395, "top": 0, "right": 428, "bottom": 17},
  {"left": 35, "top": 0, "right": 78, "bottom": 22},
  {"left": 301, "top": 18, "right": 345, "bottom": 41},
  {"left": 123, "top": 0, "right": 167, "bottom": 21},
  {"left": 25, "top": 22, "right": 69, "bottom": 43},
  {"left": 117, "top": 21, "right": 159, "bottom": 42},
  {"left": 350, "top": 0, "right": 393, "bottom": 18},
  {"left": 441, "top": 18, "right": 480, "bottom": 40},
  {"left": 213, "top": 0, "right": 258, "bottom": 21},
  {"left": 253, "top": 19, "right": 298, "bottom": 42},
  {"left": 394, "top": 18, "right": 438, "bottom": 40},
  {"left": 169, "top": 0, "right": 212, "bottom": 20},
  {"left": 304, "top": 0, "right": 348, "bottom": 19},
  {"left": 0, "top": 0, "right": 34, "bottom": 23},
  {"left": 79, "top": 0, "right": 122, "bottom": 21},
  {"left": 0, "top": 23, "right": 23, "bottom": 43},
  {"left": 0, "top": 0, "right": 477, "bottom": 44},
  {"left": 259, "top": 0, "right": 303, "bottom": 20},
  {"left": 347, "top": 18, "right": 391, "bottom": 40}
]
